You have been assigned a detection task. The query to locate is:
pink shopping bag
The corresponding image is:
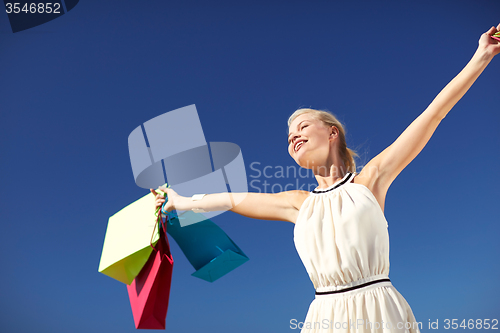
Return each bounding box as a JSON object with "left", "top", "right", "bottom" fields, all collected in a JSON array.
[{"left": 127, "top": 224, "right": 174, "bottom": 329}]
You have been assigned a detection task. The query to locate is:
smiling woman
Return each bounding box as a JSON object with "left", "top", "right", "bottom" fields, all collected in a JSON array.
[
  {"left": 287, "top": 108, "right": 420, "bottom": 332},
  {"left": 150, "top": 23, "right": 500, "bottom": 333}
]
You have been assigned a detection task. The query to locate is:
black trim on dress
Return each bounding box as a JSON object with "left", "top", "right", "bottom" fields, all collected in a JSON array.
[
  {"left": 315, "top": 278, "right": 391, "bottom": 295},
  {"left": 311, "top": 172, "right": 353, "bottom": 194}
]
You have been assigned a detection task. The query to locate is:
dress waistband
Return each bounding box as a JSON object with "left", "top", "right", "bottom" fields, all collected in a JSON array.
[{"left": 315, "top": 274, "right": 391, "bottom": 296}]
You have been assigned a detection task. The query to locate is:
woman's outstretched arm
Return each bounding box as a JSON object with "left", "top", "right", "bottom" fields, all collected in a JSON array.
[
  {"left": 361, "top": 24, "right": 500, "bottom": 192},
  {"left": 150, "top": 187, "right": 306, "bottom": 223}
]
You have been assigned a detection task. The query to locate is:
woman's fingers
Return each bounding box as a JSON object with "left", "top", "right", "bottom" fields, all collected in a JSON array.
[
  {"left": 153, "top": 188, "right": 166, "bottom": 209},
  {"left": 488, "top": 24, "right": 500, "bottom": 35},
  {"left": 152, "top": 186, "right": 175, "bottom": 210},
  {"left": 485, "top": 25, "right": 499, "bottom": 35},
  {"left": 486, "top": 26, "right": 496, "bottom": 36}
]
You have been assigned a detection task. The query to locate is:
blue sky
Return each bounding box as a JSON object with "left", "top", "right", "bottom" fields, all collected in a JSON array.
[{"left": 1, "top": 1, "right": 499, "bottom": 332}]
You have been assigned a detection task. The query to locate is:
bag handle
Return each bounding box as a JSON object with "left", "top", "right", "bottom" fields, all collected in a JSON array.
[
  {"left": 150, "top": 206, "right": 162, "bottom": 252},
  {"left": 151, "top": 187, "right": 168, "bottom": 251},
  {"left": 151, "top": 188, "right": 173, "bottom": 258}
]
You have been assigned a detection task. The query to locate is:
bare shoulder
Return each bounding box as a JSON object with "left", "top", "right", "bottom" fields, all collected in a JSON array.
[
  {"left": 281, "top": 190, "right": 310, "bottom": 224},
  {"left": 352, "top": 165, "right": 387, "bottom": 214}
]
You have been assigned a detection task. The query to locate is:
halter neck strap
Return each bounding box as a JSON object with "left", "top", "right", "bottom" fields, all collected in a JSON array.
[{"left": 311, "top": 172, "right": 355, "bottom": 194}]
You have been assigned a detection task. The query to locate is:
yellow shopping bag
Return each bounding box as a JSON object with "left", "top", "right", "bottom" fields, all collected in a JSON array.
[{"left": 98, "top": 193, "right": 160, "bottom": 285}]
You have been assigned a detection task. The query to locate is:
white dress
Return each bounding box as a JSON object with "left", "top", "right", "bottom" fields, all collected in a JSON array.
[{"left": 294, "top": 172, "right": 421, "bottom": 333}]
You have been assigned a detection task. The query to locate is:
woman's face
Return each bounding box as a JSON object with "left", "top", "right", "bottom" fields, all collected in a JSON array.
[{"left": 288, "top": 113, "right": 335, "bottom": 169}]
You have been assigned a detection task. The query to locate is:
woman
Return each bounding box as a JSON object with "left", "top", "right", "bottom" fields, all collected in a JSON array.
[{"left": 151, "top": 25, "right": 500, "bottom": 332}]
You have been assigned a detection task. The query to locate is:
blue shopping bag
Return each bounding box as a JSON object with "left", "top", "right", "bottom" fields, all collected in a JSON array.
[{"left": 161, "top": 205, "right": 249, "bottom": 282}]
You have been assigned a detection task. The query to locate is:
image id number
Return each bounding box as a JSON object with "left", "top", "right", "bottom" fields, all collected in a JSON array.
[
  {"left": 5, "top": 3, "right": 61, "bottom": 14},
  {"left": 444, "top": 319, "right": 498, "bottom": 330}
]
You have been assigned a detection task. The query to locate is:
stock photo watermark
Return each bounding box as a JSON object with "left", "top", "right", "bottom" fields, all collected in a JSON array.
[
  {"left": 289, "top": 318, "right": 499, "bottom": 330},
  {"left": 248, "top": 161, "right": 372, "bottom": 193}
]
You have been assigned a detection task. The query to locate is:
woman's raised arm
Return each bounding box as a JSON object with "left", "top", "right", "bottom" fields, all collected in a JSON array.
[
  {"left": 150, "top": 187, "right": 307, "bottom": 223},
  {"left": 361, "top": 24, "right": 500, "bottom": 193}
]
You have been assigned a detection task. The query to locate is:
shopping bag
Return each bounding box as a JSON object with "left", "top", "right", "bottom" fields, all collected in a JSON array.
[
  {"left": 98, "top": 193, "right": 159, "bottom": 285},
  {"left": 127, "top": 224, "right": 174, "bottom": 329},
  {"left": 99, "top": 190, "right": 249, "bottom": 285},
  {"left": 166, "top": 210, "right": 249, "bottom": 282}
]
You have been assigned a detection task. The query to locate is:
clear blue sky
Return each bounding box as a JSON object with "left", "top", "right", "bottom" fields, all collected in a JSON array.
[{"left": 1, "top": 1, "right": 499, "bottom": 332}]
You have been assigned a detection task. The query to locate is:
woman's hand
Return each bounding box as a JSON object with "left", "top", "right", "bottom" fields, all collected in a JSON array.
[
  {"left": 150, "top": 186, "right": 180, "bottom": 213},
  {"left": 478, "top": 23, "right": 500, "bottom": 58}
]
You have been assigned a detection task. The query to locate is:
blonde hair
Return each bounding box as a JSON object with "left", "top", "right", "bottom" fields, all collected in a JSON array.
[{"left": 288, "top": 108, "right": 358, "bottom": 173}]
